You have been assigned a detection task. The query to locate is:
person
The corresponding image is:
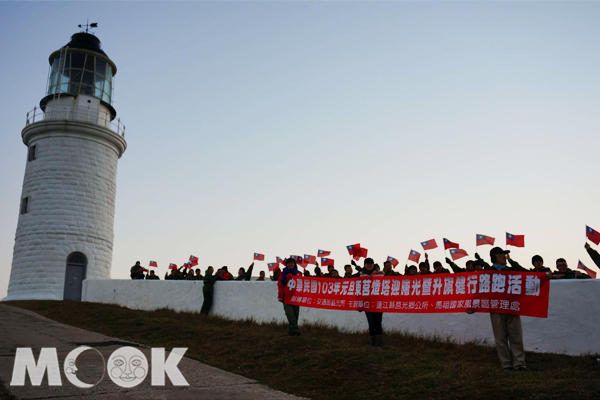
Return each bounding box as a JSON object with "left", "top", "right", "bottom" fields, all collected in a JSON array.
[
  {"left": 350, "top": 260, "right": 363, "bottom": 275},
  {"left": 145, "top": 270, "right": 160, "bottom": 280},
  {"left": 361, "top": 258, "right": 384, "bottom": 348},
  {"left": 432, "top": 261, "right": 450, "bottom": 274},
  {"left": 383, "top": 261, "right": 401, "bottom": 276},
  {"left": 165, "top": 267, "right": 184, "bottom": 280},
  {"left": 130, "top": 261, "right": 145, "bottom": 280},
  {"left": 303, "top": 270, "right": 312, "bottom": 277},
  {"left": 278, "top": 258, "right": 301, "bottom": 336},
  {"left": 201, "top": 266, "right": 217, "bottom": 315},
  {"left": 194, "top": 268, "right": 203, "bottom": 280},
  {"left": 585, "top": 243, "right": 600, "bottom": 268},
  {"left": 323, "top": 265, "right": 336, "bottom": 277},
  {"left": 418, "top": 262, "right": 432, "bottom": 275},
  {"left": 472, "top": 260, "right": 484, "bottom": 271},
  {"left": 257, "top": 271, "right": 266, "bottom": 281},
  {"left": 446, "top": 258, "right": 474, "bottom": 273},
  {"left": 344, "top": 264, "right": 359, "bottom": 278},
  {"left": 477, "top": 253, "right": 527, "bottom": 271},
  {"left": 330, "top": 269, "right": 341, "bottom": 278},
  {"left": 552, "top": 258, "right": 590, "bottom": 279},
  {"left": 217, "top": 266, "right": 234, "bottom": 280},
  {"left": 404, "top": 265, "right": 418, "bottom": 275},
  {"left": 185, "top": 268, "right": 196, "bottom": 280},
  {"left": 530, "top": 255, "right": 551, "bottom": 273},
  {"left": 235, "top": 262, "right": 254, "bottom": 281},
  {"left": 485, "top": 247, "right": 526, "bottom": 370},
  {"left": 271, "top": 268, "right": 281, "bottom": 281}
]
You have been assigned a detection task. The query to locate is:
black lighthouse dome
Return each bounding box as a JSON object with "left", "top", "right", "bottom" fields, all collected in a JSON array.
[{"left": 40, "top": 32, "right": 117, "bottom": 119}]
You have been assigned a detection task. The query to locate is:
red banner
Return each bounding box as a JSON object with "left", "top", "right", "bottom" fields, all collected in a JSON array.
[{"left": 283, "top": 271, "right": 550, "bottom": 318}]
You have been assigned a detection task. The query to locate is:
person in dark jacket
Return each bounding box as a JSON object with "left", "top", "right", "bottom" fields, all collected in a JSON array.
[
  {"left": 278, "top": 258, "right": 301, "bottom": 336},
  {"left": 271, "top": 268, "right": 281, "bottom": 281},
  {"left": 530, "top": 255, "right": 551, "bottom": 274},
  {"left": 360, "top": 258, "right": 385, "bottom": 348},
  {"left": 217, "top": 266, "right": 234, "bottom": 280},
  {"left": 552, "top": 258, "right": 590, "bottom": 279},
  {"left": 585, "top": 242, "right": 600, "bottom": 268},
  {"left": 483, "top": 247, "right": 526, "bottom": 370},
  {"left": 257, "top": 271, "right": 266, "bottom": 281},
  {"left": 235, "top": 262, "right": 254, "bottom": 281},
  {"left": 446, "top": 258, "right": 474, "bottom": 273},
  {"left": 145, "top": 270, "right": 160, "bottom": 280},
  {"left": 433, "top": 261, "right": 450, "bottom": 274},
  {"left": 201, "top": 266, "right": 217, "bottom": 315},
  {"left": 130, "top": 261, "right": 145, "bottom": 280},
  {"left": 383, "top": 261, "right": 401, "bottom": 276}
]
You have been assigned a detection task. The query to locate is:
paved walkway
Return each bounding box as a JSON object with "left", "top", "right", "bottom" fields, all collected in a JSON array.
[{"left": 0, "top": 304, "right": 305, "bottom": 400}]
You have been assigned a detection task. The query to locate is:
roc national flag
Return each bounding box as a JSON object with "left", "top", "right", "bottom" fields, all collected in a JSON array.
[
  {"left": 321, "top": 258, "right": 334, "bottom": 267},
  {"left": 184, "top": 262, "right": 192, "bottom": 269},
  {"left": 586, "top": 226, "right": 600, "bottom": 245},
  {"left": 169, "top": 263, "right": 177, "bottom": 270},
  {"left": 577, "top": 261, "right": 596, "bottom": 279},
  {"left": 347, "top": 244, "right": 360, "bottom": 256},
  {"left": 421, "top": 239, "right": 438, "bottom": 250},
  {"left": 254, "top": 253, "right": 265, "bottom": 261},
  {"left": 268, "top": 263, "right": 279, "bottom": 272},
  {"left": 506, "top": 233, "right": 525, "bottom": 248},
  {"left": 408, "top": 250, "right": 420, "bottom": 264},
  {"left": 476, "top": 234, "right": 495, "bottom": 246},
  {"left": 141, "top": 267, "right": 149, "bottom": 273},
  {"left": 304, "top": 254, "right": 317, "bottom": 265},
  {"left": 276, "top": 256, "right": 284, "bottom": 266},
  {"left": 386, "top": 256, "right": 399, "bottom": 268},
  {"left": 443, "top": 238, "right": 459, "bottom": 250},
  {"left": 149, "top": 261, "right": 157, "bottom": 267},
  {"left": 189, "top": 255, "right": 199, "bottom": 266},
  {"left": 318, "top": 249, "right": 331, "bottom": 257},
  {"left": 449, "top": 248, "right": 469, "bottom": 261}
]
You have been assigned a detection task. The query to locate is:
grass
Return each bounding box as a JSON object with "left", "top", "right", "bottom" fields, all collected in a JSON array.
[{"left": 5, "top": 300, "right": 600, "bottom": 400}]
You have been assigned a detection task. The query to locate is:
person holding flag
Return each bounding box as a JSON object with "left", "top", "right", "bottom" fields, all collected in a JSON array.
[
  {"left": 278, "top": 258, "right": 301, "bottom": 336},
  {"left": 552, "top": 258, "right": 591, "bottom": 279},
  {"left": 585, "top": 242, "right": 600, "bottom": 269}
]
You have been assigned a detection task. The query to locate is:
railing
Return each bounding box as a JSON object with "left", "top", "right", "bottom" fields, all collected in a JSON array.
[{"left": 25, "top": 105, "right": 126, "bottom": 137}]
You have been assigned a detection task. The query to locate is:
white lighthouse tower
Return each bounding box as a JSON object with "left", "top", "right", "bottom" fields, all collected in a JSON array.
[{"left": 4, "top": 28, "right": 126, "bottom": 301}]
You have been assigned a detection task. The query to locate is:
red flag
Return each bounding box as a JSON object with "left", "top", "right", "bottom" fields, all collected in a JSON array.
[
  {"left": 149, "top": 261, "right": 157, "bottom": 267},
  {"left": 353, "top": 246, "right": 368, "bottom": 261},
  {"left": 276, "top": 256, "right": 284, "bottom": 265},
  {"left": 141, "top": 267, "right": 149, "bottom": 273},
  {"left": 578, "top": 260, "right": 597, "bottom": 279},
  {"left": 268, "top": 263, "right": 279, "bottom": 272},
  {"left": 449, "top": 248, "right": 468, "bottom": 261},
  {"left": 189, "top": 255, "right": 199, "bottom": 266},
  {"left": 184, "top": 262, "right": 192, "bottom": 270},
  {"left": 253, "top": 253, "right": 265, "bottom": 261},
  {"left": 506, "top": 233, "right": 525, "bottom": 248},
  {"left": 586, "top": 226, "right": 600, "bottom": 245},
  {"left": 304, "top": 254, "right": 317, "bottom": 265},
  {"left": 420, "top": 239, "right": 438, "bottom": 250},
  {"left": 386, "top": 256, "right": 399, "bottom": 268},
  {"left": 169, "top": 263, "right": 177, "bottom": 270},
  {"left": 321, "top": 258, "right": 334, "bottom": 267},
  {"left": 346, "top": 243, "right": 360, "bottom": 256},
  {"left": 408, "top": 250, "right": 420, "bottom": 264},
  {"left": 318, "top": 249, "right": 331, "bottom": 257},
  {"left": 476, "top": 234, "right": 495, "bottom": 246},
  {"left": 443, "top": 238, "right": 459, "bottom": 250},
  {"left": 294, "top": 255, "right": 307, "bottom": 269}
]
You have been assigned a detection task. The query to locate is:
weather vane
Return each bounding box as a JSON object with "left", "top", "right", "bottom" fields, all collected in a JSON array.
[{"left": 78, "top": 19, "right": 98, "bottom": 34}]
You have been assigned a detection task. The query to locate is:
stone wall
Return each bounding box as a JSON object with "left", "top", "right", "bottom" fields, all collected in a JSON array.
[
  {"left": 5, "top": 120, "right": 126, "bottom": 300},
  {"left": 82, "top": 279, "right": 600, "bottom": 356}
]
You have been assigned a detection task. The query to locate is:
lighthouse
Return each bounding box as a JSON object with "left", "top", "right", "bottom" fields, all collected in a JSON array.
[{"left": 4, "top": 28, "right": 126, "bottom": 301}]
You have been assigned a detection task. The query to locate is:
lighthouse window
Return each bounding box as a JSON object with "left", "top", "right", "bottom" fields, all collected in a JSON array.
[
  {"left": 84, "top": 55, "right": 95, "bottom": 71},
  {"left": 71, "top": 54, "right": 85, "bottom": 69},
  {"left": 28, "top": 145, "right": 36, "bottom": 162},
  {"left": 20, "top": 197, "right": 29, "bottom": 215},
  {"left": 96, "top": 59, "right": 106, "bottom": 76}
]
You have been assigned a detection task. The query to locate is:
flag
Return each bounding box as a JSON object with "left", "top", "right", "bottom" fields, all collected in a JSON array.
[
  {"left": 321, "top": 258, "right": 334, "bottom": 267},
  {"left": 449, "top": 248, "right": 468, "bottom": 261},
  {"left": 353, "top": 246, "right": 368, "bottom": 261},
  {"left": 295, "top": 255, "right": 307, "bottom": 269},
  {"left": 421, "top": 239, "right": 438, "bottom": 250},
  {"left": 149, "top": 261, "right": 157, "bottom": 267},
  {"left": 189, "top": 255, "right": 199, "bottom": 266},
  {"left": 318, "top": 249, "right": 331, "bottom": 257},
  {"left": 586, "top": 226, "right": 600, "bottom": 245},
  {"left": 268, "top": 263, "right": 279, "bottom": 272},
  {"left": 169, "top": 263, "right": 177, "bottom": 270},
  {"left": 184, "top": 262, "right": 192, "bottom": 269},
  {"left": 304, "top": 254, "right": 317, "bottom": 265},
  {"left": 276, "top": 256, "right": 284, "bottom": 265},
  {"left": 347, "top": 243, "right": 360, "bottom": 256},
  {"left": 141, "top": 267, "right": 149, "bottom": 273},
  {"left": 476, "top": 234, "right": 495, "bottom": 246},
  {"left": 443, "top": 238, "right": 459, "bottom": 250},
  {"left": 506, "top": 233, "right": 525, "bottom": 248},
  {"left": 577, "top": 260, "right": 597, "bottom": 279},
  {"left": 254, "top": 253, "right": 265, "bottom": 261},
  {"left": 408, "top": 250, "right": 420, "bottom": 264},
  {"left": 386, "top": 256, "right": 399, "bottom": 268}
]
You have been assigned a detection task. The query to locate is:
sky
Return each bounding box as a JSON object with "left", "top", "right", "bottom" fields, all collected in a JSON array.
[{"left": 1, "top": 2, "right": 599, "bottom": 298}]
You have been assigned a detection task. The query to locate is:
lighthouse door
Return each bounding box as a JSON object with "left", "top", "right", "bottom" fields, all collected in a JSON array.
[{"left": 64, "top": 252, "right": 87, "bottom": 301}]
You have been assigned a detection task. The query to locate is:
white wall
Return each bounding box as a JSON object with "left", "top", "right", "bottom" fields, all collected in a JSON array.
[{"left": 82, "top": 279, "right": 600, "bottom": 356}]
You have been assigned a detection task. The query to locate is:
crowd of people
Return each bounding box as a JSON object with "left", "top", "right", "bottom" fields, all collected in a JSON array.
[{"left": 127, "top": 242, "right": 600, "bottom": 371}]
